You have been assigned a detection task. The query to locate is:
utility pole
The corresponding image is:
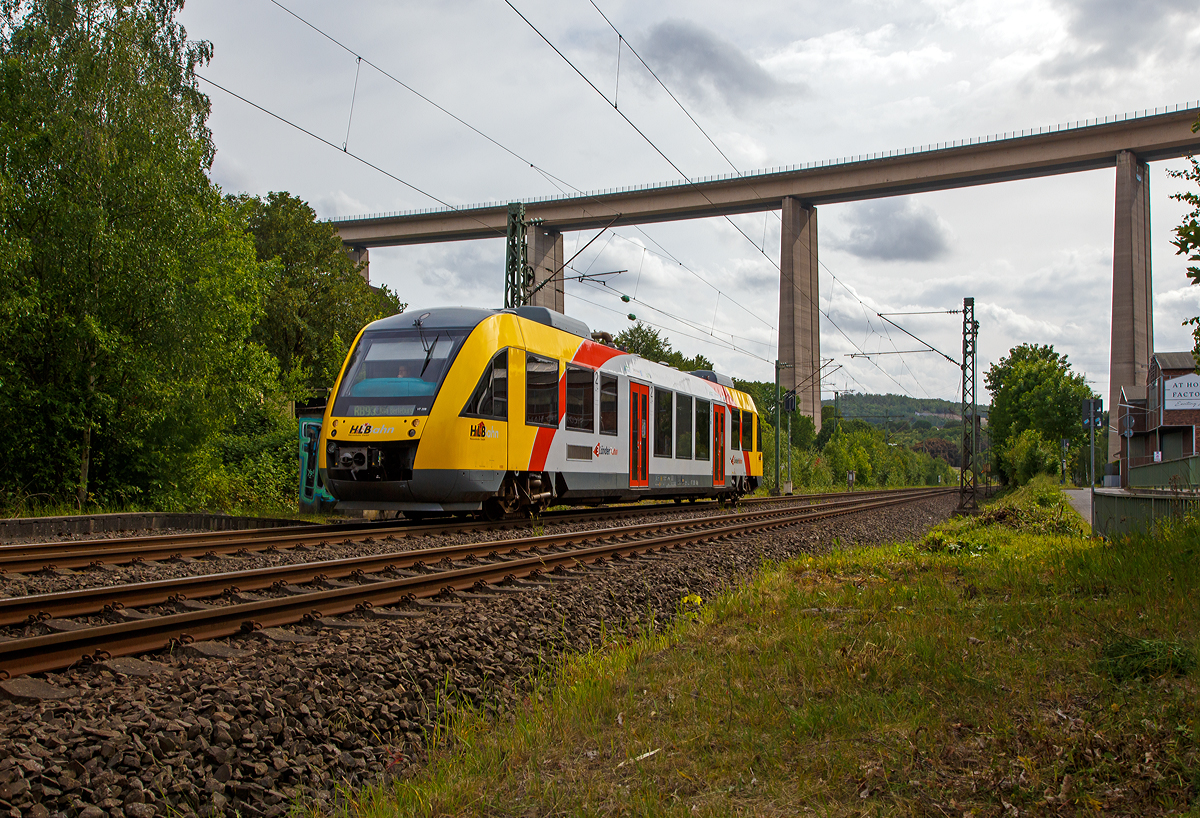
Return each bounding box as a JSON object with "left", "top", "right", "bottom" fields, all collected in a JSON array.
[
  {"left": 959, "top": 297, "right": 979, "bottom": 511},
  {"left": 773, "top": 360, "right": 791, "bottom": 495},
  {"left": 1083, "top": 398, "right": 1102, "bottom": 526}
]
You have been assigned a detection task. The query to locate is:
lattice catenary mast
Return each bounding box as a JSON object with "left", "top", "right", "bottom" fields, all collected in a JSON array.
[{"left": 959, "top": 297, "right": 979, "bottom": 510}]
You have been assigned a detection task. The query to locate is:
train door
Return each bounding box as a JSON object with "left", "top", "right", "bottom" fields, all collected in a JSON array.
[
  {"left": 713, "top": 404, "right": 726, "bottom": 487},
  {"left": 629, "top": 382, "right": 649, "bottom": 488},
  {"left": 299, "top": 419, "right": 321, "bottom": 509}
]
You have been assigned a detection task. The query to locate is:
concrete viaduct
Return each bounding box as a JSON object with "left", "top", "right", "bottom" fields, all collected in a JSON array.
[{"left": 334, "top": 104, "right": 1200, "bottom": 454}]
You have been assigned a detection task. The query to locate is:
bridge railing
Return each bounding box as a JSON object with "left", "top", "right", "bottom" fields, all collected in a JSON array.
[{"left": 327, "top": 100, "right": 1200, "bottom": 224}]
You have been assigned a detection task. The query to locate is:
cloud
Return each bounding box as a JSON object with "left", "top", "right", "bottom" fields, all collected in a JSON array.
[
  {"left": 639, "top": 19, "right": 802, "bottom": 110},
  {"left": 1038, "top": 0, "right": 1193, "bottom": 85},
  {"left": 311, "top": 190, "right": 371, "bottom": 221},
  {"left": 835, "top": 198, "right": 953, "bottom": 262},
  {"left": 764, "top": 25, "right": 953, "bottom": 87}
]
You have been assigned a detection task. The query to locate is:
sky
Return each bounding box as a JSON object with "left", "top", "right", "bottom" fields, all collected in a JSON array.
[{"left": 177, "top": 0, "right": 1200, "bottom": 405}]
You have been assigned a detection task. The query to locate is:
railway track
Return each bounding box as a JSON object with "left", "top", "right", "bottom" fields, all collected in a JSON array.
[
  {"left": 0, "top": 487, "right": 952, "bottom": 680},
  {"left": 0, "top": 488, "right": 925, "bottom": 574}
]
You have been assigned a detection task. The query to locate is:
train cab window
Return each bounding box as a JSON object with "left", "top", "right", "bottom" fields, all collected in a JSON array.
[
  {"left": 695, "top": 399, "right": 710, "bottom": 460},
  {"left": 565, "top": 366, "right": 595, "bottom": 432},
  {"left": 526, "top": 354, "right": 559, "bottom": 427},
  {"left": 675, "top": 393, "right": 693, "bottom": 459},
  {"left": 599, "top": 375, "right": 618, "bottom": 436},
  {"left": 654, "top": 388, "right": 673, "bottom": 457},
  {"left": 333, "top": 327, "right": 469, "bottom": 417},
  {"left": 461, "top": 349, "right": 507, "bottom": 420},
  {"left": 742, "top": 409, "right": 753, "bottom": 452},
  {"left": 730, "top": 408, "right": 741, "bottom": 451}
]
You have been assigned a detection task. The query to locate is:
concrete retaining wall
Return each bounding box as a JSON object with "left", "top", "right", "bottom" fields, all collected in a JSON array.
[{"left": 0, "top": 512, "right": 309, "bottom": 543}]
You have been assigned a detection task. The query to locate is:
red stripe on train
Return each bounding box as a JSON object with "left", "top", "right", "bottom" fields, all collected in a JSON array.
[{"left": 571, "top": 340, "right": 627, "bottom": 369}]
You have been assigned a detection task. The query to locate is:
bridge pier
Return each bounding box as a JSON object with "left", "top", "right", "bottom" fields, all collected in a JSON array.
[
  {"left": 347, "top": 245, "right": 370, "bottom": 285},
  {"left": 1108, "top": 150, "right": 1153, "bottom": 460},
  {"left": 779, "top": 197, "right": 822, "bottom": 432},
  {"left": 528, "top": 225, "right": 565, "bottom": 311}
]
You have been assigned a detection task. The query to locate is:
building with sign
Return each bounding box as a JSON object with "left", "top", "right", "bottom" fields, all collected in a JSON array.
[{"left": 1117, "top": 351, "right": 1200, "bottom": 488}]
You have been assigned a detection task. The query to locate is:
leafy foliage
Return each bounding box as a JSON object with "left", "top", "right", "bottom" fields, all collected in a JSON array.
[
  {"left": 230, "top": 191, "right": 406, "bottom": 393},
  {"left": 613, "top": 322, "right": 713, "bottom": 371},
  {"left": 1002, "top": 427, "right": 1060, "bottom": 485},
  {"left": 0, "top": 0, "right": 281, "bottom": 509},
  {"left": 1169, "top": 145, "right": 1200, "bottom": 363},
  {"left": 985, "top": 344, "right": 1095, "bottom": 484}
]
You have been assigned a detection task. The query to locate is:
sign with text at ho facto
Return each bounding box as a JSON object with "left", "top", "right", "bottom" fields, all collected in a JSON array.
[{"left": 1165, "top": 373, "right": 1200, "bottom": 410}]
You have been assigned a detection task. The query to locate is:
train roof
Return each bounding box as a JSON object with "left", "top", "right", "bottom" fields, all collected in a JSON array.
[
  {"left": 690, "top": 369, "right": 735, "bottom": 388},
  {"left": 368, "top": 307, "right": 496, "bottom": 332},
  {"left": 366, "top": 306, "right": 591, "bottom": 340}
]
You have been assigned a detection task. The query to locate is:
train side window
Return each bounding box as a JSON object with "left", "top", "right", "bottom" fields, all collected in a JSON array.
[
  {"left": 742, "top": 409, "right": 753, "bottom": 452},
  {"left": 565, "top": 366, "right": 595, "bottom": 432},
  {"left": 526, "top": 354, "right": 559, "bottom": 427},
  {"left": 461, "top": 349, "right": 507, "bottom": 420},
  {"left": 599, "top": 375, "right": 618, "bottom": 436},
  {"left": 675, "top": 393, "right": 693, "bottom": 459},
  {"left": 730, "top": 407, "right": 741, "bottom": 451},
  {"left": 654, "top": 388, "right": 673, "bottom": 457},
  {"left": 695, "top": 399, "right": 710, "bottom": 460}
]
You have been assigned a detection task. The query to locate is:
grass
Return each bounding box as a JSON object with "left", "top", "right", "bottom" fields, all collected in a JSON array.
[{"left": 320, "top": 476, "right": 1200, "bottom": 817}]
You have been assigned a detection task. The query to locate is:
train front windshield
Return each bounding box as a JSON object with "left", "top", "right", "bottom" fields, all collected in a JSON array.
[{"left": 332, "top": 327, "right": 469, "bottom": 417}]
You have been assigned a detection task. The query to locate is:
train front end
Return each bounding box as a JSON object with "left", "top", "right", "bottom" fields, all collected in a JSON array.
[{"left": 318, "top": 307, "right": 497, "bottom": 515}]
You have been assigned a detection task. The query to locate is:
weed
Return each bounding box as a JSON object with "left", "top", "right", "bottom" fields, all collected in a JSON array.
[{"left": 1099, "top": 634, "right": 1196, "bottom": 681}]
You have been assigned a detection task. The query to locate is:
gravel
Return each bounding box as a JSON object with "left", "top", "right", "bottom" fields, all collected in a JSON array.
[{"left": 0, "top": 493, "right": 956, "bottom": 817}]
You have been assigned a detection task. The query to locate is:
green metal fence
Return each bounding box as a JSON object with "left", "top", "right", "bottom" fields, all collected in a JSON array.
[{"left": 1092, "top": 489, "right": 1200, "bottom": 538}]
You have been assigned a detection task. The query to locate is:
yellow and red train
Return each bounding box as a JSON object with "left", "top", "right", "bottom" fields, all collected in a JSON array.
[{"left": 318, "top": 306, "right": 762, "bottom": 518}]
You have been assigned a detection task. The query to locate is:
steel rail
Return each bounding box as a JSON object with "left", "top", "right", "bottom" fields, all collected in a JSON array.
[
  {"left": 0, "top": 488, "right": 952, "bottom": 679},
  {"left": 0, "top": 488, "right": 931, "bottom": 573},
  {"left": 0, "top": 489, "right": 942, "bottom": 626}
]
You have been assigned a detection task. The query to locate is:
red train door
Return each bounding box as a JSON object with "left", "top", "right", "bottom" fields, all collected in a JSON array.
[
  {"left": 713, "top": 404, "right": 726, "bottom": 487},
  {"left": 629, "top": 382, "right": 649, "bottom": 488}
]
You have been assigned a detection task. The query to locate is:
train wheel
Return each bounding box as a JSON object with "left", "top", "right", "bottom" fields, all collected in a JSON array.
[{"left": 482, "top": 497, "right": 508, "bottom": 522}]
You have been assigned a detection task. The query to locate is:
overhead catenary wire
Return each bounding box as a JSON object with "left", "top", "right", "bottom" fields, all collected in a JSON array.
[
  {"left": 265, "top": 0, "right": 776, "bottom": 340},
  {"left": 195, "top": 75, "right": 506, "bottom": 239},
  {"left": 266, "top": 1, "right": 948, "bottom": 397},
  {"left": 342, "top": 56, "right": 362, "bottom": 151},
  {"left": 572, "top": 276, "right": 774, "bottom": 355},
  {"left": 504, "top": 0, "right": 786, "bottom": 320}
]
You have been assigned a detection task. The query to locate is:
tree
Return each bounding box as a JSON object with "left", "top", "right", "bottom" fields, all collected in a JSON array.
[
  {"left": 613, "top": 321, "right": 714, "bottom": 371},
  {"left": 985, "top": 344, "right": 1095, "bottom": 484},
  {"left": 230, "top": 192, "right": 406, "bottom": 394},
  {"left": 1169, "top": 143, "right": 1200, "bottom": 363},
  {"left": 0, "top": 0, "right": 271, "bottom": 509}
]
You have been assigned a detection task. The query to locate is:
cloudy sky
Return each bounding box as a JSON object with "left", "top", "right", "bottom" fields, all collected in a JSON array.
[{"left": 178, "top": 0, "right": 1200, "bottom": 405}]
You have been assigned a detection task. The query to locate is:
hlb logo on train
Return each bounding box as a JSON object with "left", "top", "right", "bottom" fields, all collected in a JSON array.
[
  {"left": 349, "top": 423, "right": 394, "bottom": 435},
  {"left": 593, "top": 443, "right": 619, "bottom": 457},
  {"left": 469, "top": 422, "right": 500, "bottom": 439}
]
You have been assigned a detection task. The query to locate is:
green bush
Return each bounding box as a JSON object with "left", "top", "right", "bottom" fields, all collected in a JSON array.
[{"left": 1001, "top": 428, "right": 1060, "bottom": 485}]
